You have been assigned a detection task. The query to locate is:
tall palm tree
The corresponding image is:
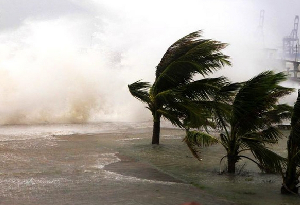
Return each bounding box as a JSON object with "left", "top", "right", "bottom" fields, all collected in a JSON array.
[
  {"left": 281, "top": 90, "right": 300, "bottom": 194},
  {"left": 128, "top": 30, "right": 231, "bottom": 144},
  {"left": 184, "top": 71, "right": 293, "bottom": 173}
]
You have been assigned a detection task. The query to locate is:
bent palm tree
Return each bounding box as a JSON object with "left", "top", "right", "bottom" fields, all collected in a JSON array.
[
  {"left": 281, "top": 90, "right": 300, "bottom": 194},
  {"left": 128, "top": 31, "right": 231, "bottom": 144},
  {"left": 184, "top": 71, "right": 293, "bottom": 173}
]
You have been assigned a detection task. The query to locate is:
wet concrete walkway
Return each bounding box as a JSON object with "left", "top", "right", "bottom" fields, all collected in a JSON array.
[
  {"left": 105, "top": 153, "right": 184, "bottom": 183},
  {"left": 104, "top": 153, "right": 236, "bottom": 205}
]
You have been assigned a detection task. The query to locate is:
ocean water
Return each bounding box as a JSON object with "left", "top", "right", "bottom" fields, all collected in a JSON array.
[{"left": 0, "top": 123, "right": 298, "bottom": 205}]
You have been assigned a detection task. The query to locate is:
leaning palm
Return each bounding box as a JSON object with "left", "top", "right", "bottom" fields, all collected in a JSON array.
[
  {"left": 128, "top": 30, "right": 231, "bottom": 144},
  {"left": 184, "top": 71, "right": 293, "bottom": 173},
  {"left": 281, "top": 90, "right": 300, "bottom": 194}
]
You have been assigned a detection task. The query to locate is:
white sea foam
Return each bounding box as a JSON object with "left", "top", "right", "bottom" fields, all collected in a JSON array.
[
  {"left": 0, "top": 177, "right": 69, "bottom": 187},
  {"left": 161, "top": 135, "right": 183, "bottom": 140},
  {"left": 94, "top": 152, "right": 182, "bottom": 185},
  {"left": 90, "top": 152, "right": 121, "bottom": 169},
  {"left": 117, "top": 137, "right": 142, "bottom": 141},
  {"left": 103, "top": 170, "right": 180, "bottom": 185},
  {"left": 0, "top": 122, "right": 151, "bottom": 141}
]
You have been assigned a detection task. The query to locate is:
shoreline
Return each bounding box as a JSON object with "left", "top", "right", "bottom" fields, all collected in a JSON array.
[
  {"left": 103, "top": 152, "right": 236, "bottom": 205},
  {"left": 104, "top": 153, "right": 184, "bottom": 183}
]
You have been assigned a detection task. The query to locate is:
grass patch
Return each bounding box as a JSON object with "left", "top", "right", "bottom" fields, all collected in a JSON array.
[{"left": 190, "top": 182, "right": 207, "bottom": 190}]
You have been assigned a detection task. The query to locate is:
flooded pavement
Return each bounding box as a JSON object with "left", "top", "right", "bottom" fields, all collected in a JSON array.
[
  {"left": 112, "top": 128, "right": 300, "bottom": 205},
  {"left": 0, "top": 123, "right": 235, "bottom": 205},
  {"left": 0, "top": 123, "right": 298, "bottom": 204}
]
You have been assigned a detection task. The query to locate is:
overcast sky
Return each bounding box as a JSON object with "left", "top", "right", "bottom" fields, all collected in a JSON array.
[{"left": 0, "top": 0, "right": 299, "bottom": 123}]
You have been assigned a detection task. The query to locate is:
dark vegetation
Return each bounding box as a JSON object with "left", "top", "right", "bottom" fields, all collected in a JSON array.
[
  {"left": 128, "top": 30, "right": 300, "bottom": 195},
  {"left": 281, "top": 90, "right": 300, "bottom": 194},
  {"left": 184, "top": 71, "right": 293, "bottom": 173},
  {"left": 128, "top": 30, "right": 231, "bottom": 144}
]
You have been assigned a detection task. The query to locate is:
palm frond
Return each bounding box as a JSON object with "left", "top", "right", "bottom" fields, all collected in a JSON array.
[
  {"left": 155, "top": 88, "right": 217, "bottom": 129},
  {"left": 242, "top": 127, "right": 282, "bottom": 144},
  {"left": 208, "top": 82, "right": 240, "bottom": 133},
  {"left": 247, "top": 141, "right": 285, "bottom": 173},
  {"left": 213, "top": 82, "right": 241, "bottom": 102},
  {"left": 174, "top": 100, "right": 215, "bottom": 129},
  {"left": 231, "top": 71, "right": 293, "bottom": 136},
  {"left": 156, "top": 30, "right": 204, "bottom": 78},
  {"left": 128, "top": 30, "right": 231, "bottom": 145},
  {"left": 157, "top": 108, "right": 184, "bottom": 128},
  {"left": 259, "top": 126, "right": 283, "bottom": 142},
  {"left": 181, "top": 104, "right": 216, "bottom": 129},
  {"left": 184, "top": 130, "right": 219, "bottom": 147},
  {"left": 154, "top": 89, "right": 180, "bottom": 105},
  {"left": 128, "top": 80, "right": 151, "bottom": 104},
  {"left": 179, "top": 77, "right": 228, "bottom": 101},
  {"left": 154, "top": 31, "right": 230, "bottom": 92},
  {"left": 213, "top": 106, "right": 231, "bottom": 130},
  {"left": 183, "top": 130, "right": 219, "bottom": 160},
  {"left": 262, "top": 104, "right": 293, "bottom": 124}
]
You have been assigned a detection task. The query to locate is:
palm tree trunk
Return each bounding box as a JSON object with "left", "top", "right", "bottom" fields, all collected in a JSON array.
[
  {"left": 227, "top": 140, "right": 238, "bottom": 174},
  {"left": 281, "top": 139, "right": 299, "bottom": 194},
  {"left": 227, "top": 155, "right": 236, "bottom": 174},
  {"left": 152, "top": 114, "right": 161, "bottom": 144},
  {"left": 282, "top": 163, "right": 298, "bottom": 194}
]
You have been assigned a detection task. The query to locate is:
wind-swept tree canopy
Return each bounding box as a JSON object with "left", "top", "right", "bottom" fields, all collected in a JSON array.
[
  {"left": 184, "top": 71, "right": 294, "bottom": 173},
  {"left": 128, "top": 30, "right": 231, "bottom": 144}
]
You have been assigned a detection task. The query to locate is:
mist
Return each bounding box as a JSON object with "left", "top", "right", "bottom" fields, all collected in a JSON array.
[{"left": 0, "top": 0, "right": 299, "bottom": 124}]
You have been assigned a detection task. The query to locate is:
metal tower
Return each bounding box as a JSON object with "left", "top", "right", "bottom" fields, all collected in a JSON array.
[
  {"left": 283, "top": 15, "right": 299, "bottom": 60},
  {"left": 258, "top": 10, "right": 265, "bottom": 45},
  {"left": 282, "top": 16, "right": 300, "bottom": 81}
]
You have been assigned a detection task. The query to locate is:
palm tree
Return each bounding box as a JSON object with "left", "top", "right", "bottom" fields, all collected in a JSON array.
[
  {"left": 128, "top": 30, "right": 231, "bottom": 144},
  {"left": 184, "top": 71, "right": 293, "bottom": 173},
  {"left": 281, "top": 90, "right": 300, "bottom": 194}
]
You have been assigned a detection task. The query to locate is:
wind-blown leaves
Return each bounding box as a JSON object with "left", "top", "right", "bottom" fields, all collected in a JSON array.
[
  {"left": 183, "top": 131, "right": 219, "bottom": 160},
  {"left": 241, "top": 127, "right": 283, "bottom": 145},
  {"left": 154, "top": 30, "right": 231, "bottom": 93},
  {"left": 259, "top": 127, "right": 283, "bottom": 143},
  {"left": 210, "top": 82, "right": 241, "bottom": 131},
  {"left": 157, "top": 107, "right": 184, "bottom": 128},
  {"left": 180, "top": 77, "right": 228, "bottom": 100},
  {"left": 230, "top": 72, "right": 292, "bottom": 173},
  {"left": 184, "top": 71, "right": 293, "bottom": 174},
  {"left": 128, "top": 80, "right": 151, "bottom": 103},
  {"left": 156, "top": 31, "right": 206, "bottom": 77},
  {"left": 247, "top": 142, "right": 285, "bottom": 173},
  {"left": 231, "top": 71, "right": 293, "bottom": 136},
  {"left": 262, "top": 104, "right": 293, "bottom": 125},
  {"left": 128, "top": 30, "right": 231, "bottom": 144}
]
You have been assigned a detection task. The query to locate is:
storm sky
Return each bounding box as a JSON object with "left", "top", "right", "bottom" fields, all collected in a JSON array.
[{"left": 0, "top": 0, "right": 299, "bottom": 123}]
